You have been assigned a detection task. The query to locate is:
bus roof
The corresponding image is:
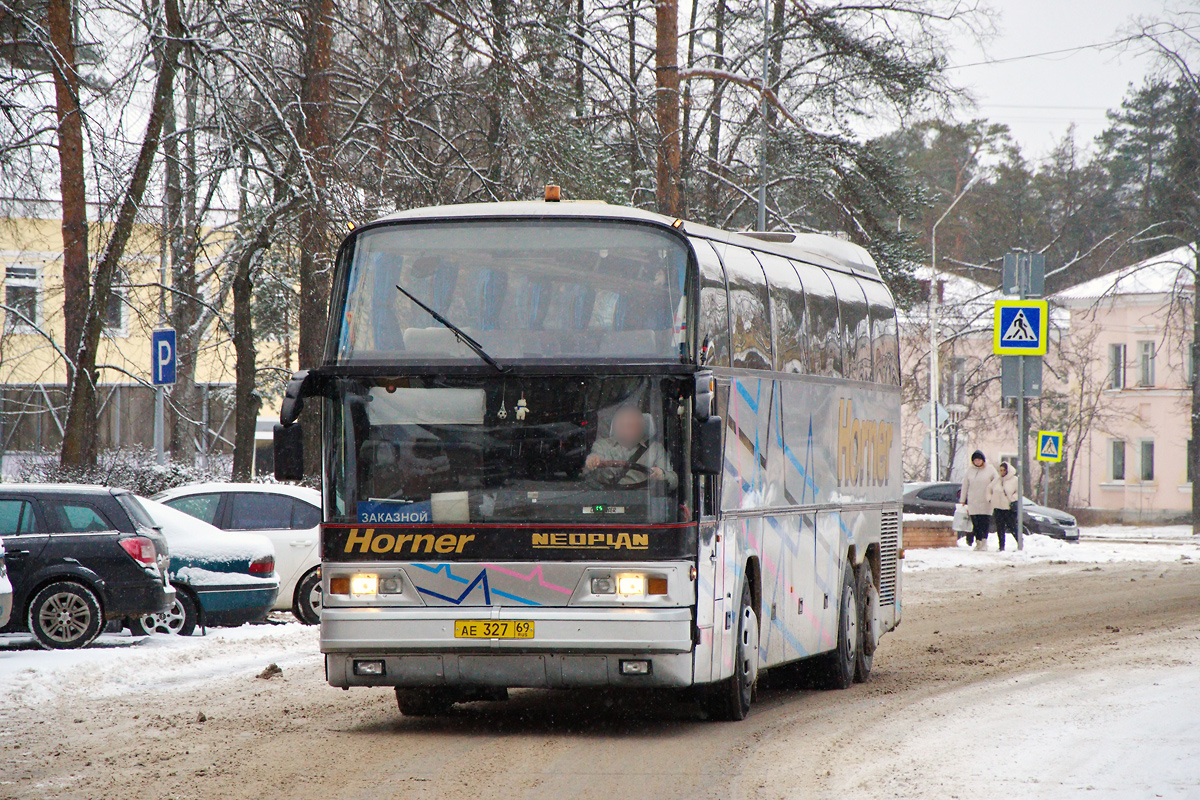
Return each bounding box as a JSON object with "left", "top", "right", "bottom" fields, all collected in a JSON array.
[{"left": 368, "top": 201, "right": 882, "bottom": 282}]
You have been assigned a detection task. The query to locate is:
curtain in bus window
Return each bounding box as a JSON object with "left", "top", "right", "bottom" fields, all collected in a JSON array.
[
  {"left": 693, "top": 238, "right": 730, "bottom": 367},
  {"left": 860, "top": 279, "right": 900, "bottom": 386},
  {"left": 758, "top": 252, "right": 807, "bottom": 374},
  {"left": 794, "top": 262, "right": 842, "bottom": 378},
  {"left": 720, "top": 245, "right": 772, "bottom": 370},
  {"left": 828, "top": 271, "right": 872, "bottom": 382}
]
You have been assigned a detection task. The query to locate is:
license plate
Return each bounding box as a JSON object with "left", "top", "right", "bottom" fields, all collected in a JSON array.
[{"left": 454, "top": 620, "right": 535, "bottom": 639}]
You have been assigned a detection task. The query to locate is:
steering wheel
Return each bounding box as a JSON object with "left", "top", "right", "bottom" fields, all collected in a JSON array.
[{"left": 585, "top": 460, "right": 652, "bottom": 489}]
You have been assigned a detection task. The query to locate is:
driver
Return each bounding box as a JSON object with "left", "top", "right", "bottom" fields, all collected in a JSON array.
[{"left": 583, "top": 405, "right": 677, "bottom": 489}]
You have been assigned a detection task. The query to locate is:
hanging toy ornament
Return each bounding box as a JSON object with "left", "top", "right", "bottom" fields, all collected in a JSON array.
[
  {"left": 497, "top": 398, "right": 508, "bottom": 420},
  {"left": 515, "top": 394, "right": 529, "bottom": 421}
]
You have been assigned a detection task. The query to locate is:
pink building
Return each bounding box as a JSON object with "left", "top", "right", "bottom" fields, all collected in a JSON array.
[{"left": 899, "top": 245, "right": 1196, "bottom": 524}]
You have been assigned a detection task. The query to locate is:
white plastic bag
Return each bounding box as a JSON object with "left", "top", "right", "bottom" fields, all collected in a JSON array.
[{"left": 952, "top": 503, "right": 972, "bottom": 532}]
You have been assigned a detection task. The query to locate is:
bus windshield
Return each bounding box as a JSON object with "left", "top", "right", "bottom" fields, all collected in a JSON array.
[
  {"left": 333, "top": 220, "right": 691, "bottom": 364},
  {"left": 327, "top": 375, "right": 691, "bottom": 525}
]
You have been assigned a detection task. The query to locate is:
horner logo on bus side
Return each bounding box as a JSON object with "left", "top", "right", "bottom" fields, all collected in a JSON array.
[
  {"left": 344, "top": 529, "right": 476, "bottom": 555},
  {"left": 837, "top": 398, "right": 894, "bottom": 487}
]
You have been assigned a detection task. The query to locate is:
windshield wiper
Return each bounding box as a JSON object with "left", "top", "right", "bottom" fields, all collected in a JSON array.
[{"left": 395, "top": 284, "right": 506, "bottom": 373}]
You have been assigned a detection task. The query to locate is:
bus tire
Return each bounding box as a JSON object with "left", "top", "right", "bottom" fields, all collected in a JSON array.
[
  {"left": 854, "top": 563, "right": 879, "bottom": 683},
  {"left": 816, "top": 562, "right": 859, "bottom": 690},
  {"left": 396, "top": 688, "right": 455, "bottom": 716},
  {"left": 705, "top": 581, "right": 758, "bottom": 721}
]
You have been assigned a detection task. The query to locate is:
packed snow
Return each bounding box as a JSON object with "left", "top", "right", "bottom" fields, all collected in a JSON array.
[
  {"left": 0, "top": 620, "right": 318, "bottom": 708},
  {"left": 138, "top": 496, "right": 274, "bottom": 563}
]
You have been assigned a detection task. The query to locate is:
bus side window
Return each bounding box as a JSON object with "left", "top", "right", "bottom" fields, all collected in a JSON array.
[
  {"left": 829, "top": 271, "right": 872, "bottom": 382},
  {"left": 692, "top": 239, "right": 731, "bottom": 367},
  {"left": 795, "top": 262, "right": 842, "bottom": 378},
  {"left": 758, "top": 252, "right": 807, "bottom": 374},
  {"left": 861, "top": 279, "right": 900, "bottom": 386},
  {"left": 720, "top": 245, "right": 772, "bottom": 370}
]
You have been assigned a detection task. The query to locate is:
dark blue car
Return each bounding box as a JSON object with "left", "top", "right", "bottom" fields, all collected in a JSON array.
[{"left": 128, "top": 497, "right": 280, "bottom": 635}]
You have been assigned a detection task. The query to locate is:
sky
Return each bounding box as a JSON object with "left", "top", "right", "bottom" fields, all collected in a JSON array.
[{"left": 945, "top": 0, "right": 1173, "bottom": 159}]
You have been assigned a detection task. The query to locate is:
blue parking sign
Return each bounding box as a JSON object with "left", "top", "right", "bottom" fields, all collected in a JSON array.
[
  {"left": 993, "top": 300, "right": 1048, "bottom": 355},
  {"left": 152, "top": 328, "right": 176, "bottom": 385}
]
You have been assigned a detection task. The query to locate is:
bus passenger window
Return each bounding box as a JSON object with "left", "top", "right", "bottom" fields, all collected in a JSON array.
[
  {"left": 829, "top": 272, "right": 872, "bottom": 382},
  {"left": 758, "top": 253, "right": 807, "bottom": 374},
  {"left": 795, "top": 262, "right": 842, "bottom": 378},
  {"left": 720, "top": 245, "right": 772, "bottom": 370},
  {"left": 861, "top": 279, "right": 900, "bottom": 386},
  {"left": 693, "top": 239, "right": 730, "bottom": 367}
]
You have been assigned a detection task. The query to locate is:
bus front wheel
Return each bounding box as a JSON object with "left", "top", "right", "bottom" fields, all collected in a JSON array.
[{"left": 705, "top": 581, "right": 758, "bottom": 721}]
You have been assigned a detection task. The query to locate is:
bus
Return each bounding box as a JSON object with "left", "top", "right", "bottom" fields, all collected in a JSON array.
[{"left": 274, "top": 195, "right": 902, "bottom": 720}]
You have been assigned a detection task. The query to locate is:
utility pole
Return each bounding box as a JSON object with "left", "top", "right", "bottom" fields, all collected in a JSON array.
[{"left": 655, "top": 0, "right": 681, "bottom": 216}]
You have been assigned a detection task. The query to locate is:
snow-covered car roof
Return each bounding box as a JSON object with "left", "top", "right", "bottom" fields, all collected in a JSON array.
[
  {"left": 154, "top": 482, "right": 321, "bottom": 506},
  {"left": 137, "top": 497, "right": 275, "bottom": 566}
]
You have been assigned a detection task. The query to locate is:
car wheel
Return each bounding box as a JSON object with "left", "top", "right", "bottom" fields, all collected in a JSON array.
[
  {"left": 816, "top": 561, "right": 859, "bottom": 690},
  {"left": 28, "top": 581, "right": 104, "bottom": 650},
  {"left": 854, "top": 562, "right": 879, "bottom": 683},
  {"left": 396, "top": 688, "right": 456, "bottom": 716},
  {"left": 704, "top": 580, "right": 758, "bottom": 721},
  {"left": 293, "top": 567, "right": 322, "bottom": 625},
  {"left": 129, "top": 590, "right": 198, "bottom": 636}
]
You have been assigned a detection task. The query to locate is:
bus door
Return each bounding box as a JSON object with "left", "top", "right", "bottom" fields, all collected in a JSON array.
[{"left": 693, "top": 515, "right": 719, "bottom": 684}]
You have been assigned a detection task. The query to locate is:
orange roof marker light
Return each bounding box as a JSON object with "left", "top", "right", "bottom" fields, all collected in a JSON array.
[{"left": 544, "top": 184, "right": 561, "bottom": 202}]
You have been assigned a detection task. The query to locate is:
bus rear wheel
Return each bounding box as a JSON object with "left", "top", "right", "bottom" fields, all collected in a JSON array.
[
  {"left": 855, "top": 563, "right": 879, "bottom": 683},
  {"left": 705, "top": 581, "right": 758, "bottom": 721},
  {"left": 816, "top": 562, "right": 859, "bottom": 690}
]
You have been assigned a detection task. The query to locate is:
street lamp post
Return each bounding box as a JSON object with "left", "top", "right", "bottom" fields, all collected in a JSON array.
[{"left": 928, "top": 174, "right": 981, "bottom": 481}]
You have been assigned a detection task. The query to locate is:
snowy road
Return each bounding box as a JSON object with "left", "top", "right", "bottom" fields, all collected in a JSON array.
[{"left": 1, "top": 532, "right": 1198, "bottom": 799}]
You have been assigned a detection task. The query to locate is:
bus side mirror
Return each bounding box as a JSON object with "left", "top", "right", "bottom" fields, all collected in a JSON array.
[
  {"left": 694, "top": 370, "right": 715, "bottom": 420},
  {"left": 274, "top": 423, "right": 304, "bottom": 481},
  {"left": 692, "top": 416, "right": 723, "bottom": 475}
]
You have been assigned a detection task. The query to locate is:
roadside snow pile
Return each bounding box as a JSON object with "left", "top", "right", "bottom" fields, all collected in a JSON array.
[
  {"left": 904, "top": 531, "right": 1200, "bottom": 572},
  {"left": 0, "top": 622, "right": 318, "bottom": 708},
  {"left": 1083, "top": 524, "right": 1194, "bottom": 540}
]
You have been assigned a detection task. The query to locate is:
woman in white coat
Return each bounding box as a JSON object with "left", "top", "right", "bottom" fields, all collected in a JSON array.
[
  {"left": 959, "top": 450, "right": 999, "bottom": 550},
  {"left": 990, "top": 461, "right": 1021, "bottom": 551}
]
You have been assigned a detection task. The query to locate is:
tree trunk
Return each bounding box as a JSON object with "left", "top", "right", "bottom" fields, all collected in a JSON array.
[
  {"left": 1193, "top": 246, "right": 1200, "bottom": 532},
  {"left": 60, "top": 0, "right": 184, "bottom": 468},
  {"left": 297, "top": 0, "right": 336, "bottom": 477},
  {"left": 627, "top": 0, "right": 641, "bottom": 201},
  {"left": 46, "top": 0, "right": 88, "bottom": 383},
  {"left": 654, "top": 0, "right": 681, "bottom": 216},
  {"left": 231, "top": 230, "right": 267, "bottom": 481},
  {"left": 486, "top": 0, "right": 510, "bottom": 193},
  {"left": 704, "top": 0, "right": 727, "bottom": 216}
]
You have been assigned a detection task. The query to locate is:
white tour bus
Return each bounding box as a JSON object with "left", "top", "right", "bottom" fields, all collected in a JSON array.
[{"left": 274, "top": 197, "right": 902, "bottom": 720}]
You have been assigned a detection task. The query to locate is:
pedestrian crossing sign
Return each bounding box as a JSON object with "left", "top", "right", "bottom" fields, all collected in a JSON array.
[
  {"left": 1036, "top": 430, "right": 1063, "bottom": 463},
  {"left": 993, "top": 299, "right": 1049, "bottom": 355}
]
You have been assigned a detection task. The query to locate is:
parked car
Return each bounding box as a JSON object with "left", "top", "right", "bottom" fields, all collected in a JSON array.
[
  {"left": 154, "top": 483, "right": 322, "bottom": 623},
  {"left": 0, "top": 485, "right": 174, "bottom": 649},
  {"left": 128, "top": 498, "right": 281, "bottom": 636},
  {"left": 0, "top": 539, "right": 12, "bottom": 628},
  {"left": 902, "top": 481, "right": 1080, "bottom": 540}
]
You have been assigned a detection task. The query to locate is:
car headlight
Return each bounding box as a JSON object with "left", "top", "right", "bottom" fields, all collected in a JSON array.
[{"left": 1026, "top": 512, "right": 1052, "bottom": 524}]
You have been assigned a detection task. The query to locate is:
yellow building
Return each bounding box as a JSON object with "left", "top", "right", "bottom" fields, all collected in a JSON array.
[{"left": 0, "top": 201, "right": 293, "bottom": 475}]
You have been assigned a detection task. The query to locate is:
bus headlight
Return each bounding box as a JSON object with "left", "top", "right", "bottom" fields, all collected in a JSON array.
[
  {"left": 350, "top": 574, "right": 378, "bottom": 596},
  {"left": 617, "top": 575, "right": 645, "bottom": 596}
]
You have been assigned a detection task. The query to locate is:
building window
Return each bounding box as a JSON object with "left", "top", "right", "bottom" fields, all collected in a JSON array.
[
  {"left": 102, "top": 288, "right": 124, "bottom": 333},
  {"left": 1109, "top": 343, "right": 1126, "bottom": 389},
  {"left": 3, "top": 265, "right": 40, "bottom": 332},
  {"left": 1140, "top": 440, "right": 1154, "bottom": 482},
  {"left": 1138, "top": 341, "right": 1155, "bottom": 387},
  {"left": 1111, "top": 440, "right": 1126, "bottom": 481},
  {"left": 943, "top": 357, "right": 967, "bottom": 405}
]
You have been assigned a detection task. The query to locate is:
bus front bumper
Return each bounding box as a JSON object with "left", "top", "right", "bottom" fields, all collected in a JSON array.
[{"left": 322, "top": 606, "right": 695, "bottom": 689}]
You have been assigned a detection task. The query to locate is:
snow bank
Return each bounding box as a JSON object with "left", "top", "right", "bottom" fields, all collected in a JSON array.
[
  {"left": 903, "top": 531, "right": 1200, "bottom": 572},
  {"left": 138, "top": 496, "right": 274, "bottom": 563},
  {"left": 0, "top": 621, "right": 318, "bottom": 708},
  {"left": 1082, "top": 524, "right": 1194, "bottom": 540}
]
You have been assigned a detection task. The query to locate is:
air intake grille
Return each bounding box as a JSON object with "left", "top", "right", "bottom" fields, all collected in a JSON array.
[{"left": 879, "top": 510, "right": 900, "bottom": 605}]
